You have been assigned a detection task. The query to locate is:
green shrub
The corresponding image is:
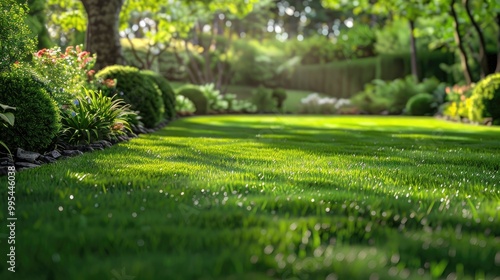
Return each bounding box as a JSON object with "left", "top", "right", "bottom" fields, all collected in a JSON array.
[
  {"left": 469, "top": 73, "right": 500, "bottom": 123},
  {"left": 405, "top": 93, "right": 435, "bottom": 116},
  {"left": 251, "top": 86, "right": 277, "bottom": 113},
  {"left": 0, "top": 0, "right": 36, "bottom": 72},
  {"left": 199, "top": 83, "right": 229, "bottom": 112},
  {"left": 0, "top": 70, "right": 61, "bottom": 152},
  {"left": 177, "top": 86, "right": 208, "bottom": 115},
  {"left": 352, "top": 76, "right": 441, "bottom": 115},
  {"left": 175, "top": 95, "right": 196, "bottom": 115},
  {"left": 95, "top": 65, "right": 164, "bottom": 128},
  {"left": 442, "top": 84, "right": 474, "bottom": 120},
  {"left": 60, "top": 89, "right": 135, "bottom": 145},
  {"left": 30, "top": 45, "right": 96, "bottom": 106},
  {"left": 271, "top": 88, "right": 287, "bottom": 110},
  {"left": 140, "top": 70, "right": 176, "bottom": 120}
]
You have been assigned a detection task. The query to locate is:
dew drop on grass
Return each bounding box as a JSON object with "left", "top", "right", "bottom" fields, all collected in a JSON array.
[
  {"left": 137, "top": 239, "right": 145, "bottom": 246},
  {"left": 94, "top": 203, "right": 99, "bottom": 208},
  {"left": 58, "top": 206, "right": 63, "bottom": 212},
  {"left": 132, "top": 212, "right": 137, "bottom": 218},
  {"left": 69, "top": 195, "right": 74, "bottom": 200},
  {"left": 108, "top": 213, "right": 112, "bottom": 218}
]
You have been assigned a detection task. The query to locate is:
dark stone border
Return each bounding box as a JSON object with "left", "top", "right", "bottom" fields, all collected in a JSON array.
[{"left": 0, "top": 119, "right": 172, "bottom": 176}]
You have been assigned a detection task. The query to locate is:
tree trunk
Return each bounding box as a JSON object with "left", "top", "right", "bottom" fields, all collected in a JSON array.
[
  {"left": 450, "top": 0, "right": 473, "bottom": 84},
  {"left": 463, "top": 0, "right": 489, "bottom": 78},
  {"left": 409, "top": 19, "right": 420, "bottom": 82},
  {"left": 81, "top": 0, "right": 124, "bottom": 71}
]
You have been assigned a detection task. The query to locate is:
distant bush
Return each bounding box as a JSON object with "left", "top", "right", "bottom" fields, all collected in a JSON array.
[
  {"left": 175, "top": 95, "right": 196, "bottom": 115},
  {"left": 442, "top": 84, "right": 474, "bottom": 120},
  {"left": 271, "top": 88, "right": 287, "bottom": 111},
  {"left": 468, "top": 73, "right": 500, "bottom": 124},
  {"left": 300, "top": 93, "right": 351, "bottom": 114},
  {"left": 199, "top": 83, "right": 228, "bottom": 112},
  {"left": 352, "top": 76, "right": 441, "bottom": 115},
  {"left": 405, "top": 93, "right": 435, "bottom": 116},
  {"left": 251, "top": 86, "right": 277, "bottom": 113},
  {"left": 0, "top": 70, "right": 61, "bottom": 152},
  {"left": 177, "top": 86, "right": 208, "bottom": 115},
  {"left": 95, "top": 65, "right": 164, "bottom": 128},
  {"left": 140, "top": 70, "right": 176, "bottom": 120}
]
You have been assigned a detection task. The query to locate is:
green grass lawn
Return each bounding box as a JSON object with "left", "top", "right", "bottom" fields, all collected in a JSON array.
[{"left": 1, "top": 116, "right": 499, "bottom": 279}]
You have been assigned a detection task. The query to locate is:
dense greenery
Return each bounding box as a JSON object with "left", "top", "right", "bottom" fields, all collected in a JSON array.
[
  {"left": 0, "top": 0, "right": 36, "bottom": 72},
  {"left": 468, "top": 73, "right": 500, "bottom": 124},
  {"left": 95, "top": 65, "right": 164, "bottom": 128},
  {"left": 0, "top": 116, "right": 498, "bottom": 279},
  {"left": 405, "top": 93, "right": 435, "bottom": 116},
  {"left": 140, "top": 70, "right": 176, "bottom": 120},
  {"left": 59, "top": 89, "right": 134, "bottom": 145},
  {"left": 0, "top": 70, "right": 60, "bottom": 152},
  {"left": 177, "top": 85, "right": 209, "bottom": 115}
]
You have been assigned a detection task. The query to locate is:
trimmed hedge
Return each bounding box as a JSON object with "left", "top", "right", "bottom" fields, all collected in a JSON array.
[
  {"left": 406, "top": 93, "right": 435, "bottom": 116},
  {"left": 140, "top": 70, "right": 176, "bottom": 120},
  {"left": 0, "top": 70, "right": 60, "bottom": 152},
  {"left": 95, "top": 65, "right": 164, "bottom": 128},
  {"left": 284, "top": 52, "right": 454, "bottom": 98},
  {"left": 469, "top": 73, "right": 500, "bottom": 123},
  {"left": 177, "top": 86, "right": 208, "bottom": 115}
]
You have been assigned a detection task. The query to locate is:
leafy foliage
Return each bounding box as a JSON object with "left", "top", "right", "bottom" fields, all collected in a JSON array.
[
  {"left": 0, "top": 70, "right": 61, "bottom": 152},
  {"left": 95, "top": 65, "right": 164, "bottom": 128},
  {"left": 251, "top": 86, "right": 276, "bottom": 113},
  {"left": 405, "top": 93, "right": 435, "bottom": 116},
  {"left": 442, "top": 84, "right": 474, "bottom": 120},
  {"left": 199, "top": 83, "right": 229, "bottom": 112},
  {"left": 60, "top": 89, "right": 134, "bottom": 145},
  {"left": 271, "top": 88, "right": 287, "bottom": 111},
  {"left": 0, "top": 0, "right": 36, "bottom": 72},
  {"left": 140, "top": 70, "right": 176, "bottom": 120},
  {"left": 177, "top": 85, "right": 209, "bottom": 115},
  {"left": 351, "top": 76, "right": 441, "bottom": 114},
  {"left": 30, "top": 45, "right": 96, "bottom": 106},
  {"left": 175, "top": 95, "right": 196, "bottom": 115},
  {"left": 0, "top": 103, "right": 16, "bottom": 154},
  {"left": 468, "top": 73, "right": 500, "bottom": 123}
]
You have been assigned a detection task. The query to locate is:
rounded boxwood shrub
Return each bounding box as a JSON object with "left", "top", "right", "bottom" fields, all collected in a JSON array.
[
  {"left": 95, "top": 65, "right": 164, "bottom": 128},
  {"left": 405, "top": 93, "right": 435, "bottom": 116},
  {"left": 0, "top": 70, "right": 61, "bottom": 152},
  {"left": 468, "top": 73, "right": 500, "bottom": 123},
  {"left": 271, "top": 88, "right": 287, "bottom": 110},
  {"left": 177, "top": 86, "right": 208, "bottom": 115},
  {"left": 140, "top": 70, "right": 176, "bottom": 120}
]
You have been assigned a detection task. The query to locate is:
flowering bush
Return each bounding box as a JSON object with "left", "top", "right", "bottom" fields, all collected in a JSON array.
[
  {"left": 31, "top": 45, "right": 96, "bottom": 106},
  {"left": 299, "top": 93, "right": 351, "bottom": 114},
  {"left": 442, "top": 84, "right": 474, "bottom": 120}
]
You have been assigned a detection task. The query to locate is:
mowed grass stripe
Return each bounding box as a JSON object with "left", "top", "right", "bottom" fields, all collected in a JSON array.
[{"left": 0, "top": 116, "right": 499, "bottom": 280}]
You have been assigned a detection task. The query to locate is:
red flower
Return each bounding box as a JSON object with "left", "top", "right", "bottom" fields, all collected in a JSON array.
[
  {"left": 103, "top": 79, "right": 116, "bottom": 88},
  {"left": 35, "top": 49, "right": 47, "bottom": 57},
  {"left": 65, "top": 46, "right": 74, "bottom": 55}
]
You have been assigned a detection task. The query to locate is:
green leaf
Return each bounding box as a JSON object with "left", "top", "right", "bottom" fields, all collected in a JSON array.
[{"left": 0, "top": 112, "right": 15, "bottom": 126}]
